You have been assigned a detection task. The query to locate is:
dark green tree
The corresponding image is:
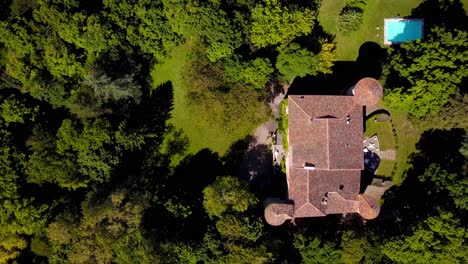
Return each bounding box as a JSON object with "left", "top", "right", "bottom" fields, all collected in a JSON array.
[
  {"left": 250, "top": 0, "right": 315, "bottom": 48},
  {"left": 381, "top": 211, "right": 468, "bottom": 264},
  {"left": 294, "top": 235, "right": 342, "bottom": 264},
  {"left": 383, "top": 27, "right": 467, "bottom": 119}
]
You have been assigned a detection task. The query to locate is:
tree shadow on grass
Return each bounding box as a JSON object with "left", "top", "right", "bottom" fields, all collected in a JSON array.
[
  {"left": 288, "top": 41, "right": 386, "bottom": 96},
  {"left": 369, "top": 128, "right": 466, "bottom": 237},
  {"left": 409, "top": 0, "right": 468, "bottom": 32},
  {"left": 294, "top": 20, "right": 336, "bottom": 54}
]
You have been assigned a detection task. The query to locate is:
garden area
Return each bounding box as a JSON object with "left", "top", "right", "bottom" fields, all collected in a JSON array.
[
  {"left": 151, "top": 43, "right": 269, "bottom": 155},
  {"left": 319, "top": 0, "right": 424, "bottom": 60},
  {"left": 364, "top": 116, "right": 397, "bottom": 179}
]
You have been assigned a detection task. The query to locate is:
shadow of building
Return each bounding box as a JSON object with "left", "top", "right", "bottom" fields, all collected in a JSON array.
[{"left": 287, "top": 42, "right": 386, "bottom": 96}]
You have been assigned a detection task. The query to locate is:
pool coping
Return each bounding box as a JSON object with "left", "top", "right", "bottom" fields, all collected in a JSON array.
[{"left": 383, "top": 18, "right": 424, "bottom": 45}]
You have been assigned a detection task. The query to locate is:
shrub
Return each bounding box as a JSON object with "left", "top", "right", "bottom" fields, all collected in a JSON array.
[
  {"left": 224, "top": 56, "right": 273, "bottom": 90},
  {"left": 276, "top": 43, "right": 320, "bottom": 83},
  {"left": 338, "top": 6, "right": 364, "bottom": 33},
  {"left": 278, "top": 99, "right": 288, "bottom": 151}
]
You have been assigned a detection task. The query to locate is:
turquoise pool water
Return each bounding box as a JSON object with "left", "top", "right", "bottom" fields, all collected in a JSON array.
[{"left": 384, "top": 19, "right": 424, "bottom": 44}]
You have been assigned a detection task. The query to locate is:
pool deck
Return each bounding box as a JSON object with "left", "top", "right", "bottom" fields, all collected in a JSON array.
[{"left": 384, "top": 18, "right": 424, "bottom": 45}]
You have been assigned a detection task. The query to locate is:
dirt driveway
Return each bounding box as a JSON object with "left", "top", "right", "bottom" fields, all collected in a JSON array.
[{"left": 239, "top": 93, "right": 285, "bottom": 192}]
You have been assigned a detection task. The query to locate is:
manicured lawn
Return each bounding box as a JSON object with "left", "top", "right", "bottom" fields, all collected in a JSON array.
[
  {"left": 151, "top": 43, "right": 266, "bottom": 155},
  {"left": 318, "top": 0, "right": 423, "bottom": 60},
  {"left": 384, "top": 107, "right": 421, "bottom": 185},
  {"left": 365, "top": 108, "right": 420, "bottom": 183},
  {"left": 363, "top": 106, "right": 421, "bottom": 184},
  {"left": 364, "top": 119, "right": 395, "bottom": 150},
  {"left": 376, "top": 159, "right": 395, "bottom": 178},
  {"left": 364, "top": 116, "right": 396, "bottom": 178}
]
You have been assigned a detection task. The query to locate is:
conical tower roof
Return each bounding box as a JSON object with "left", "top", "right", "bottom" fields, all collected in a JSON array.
[
  {"left": 357, "top": 194, "right": 380, "bottom": 220},
  {"left": 353, "top": 77, "right": 383, "bottom": 106},
  {"left": 264, "top": 199, "right": 294, "bottom": 226}
]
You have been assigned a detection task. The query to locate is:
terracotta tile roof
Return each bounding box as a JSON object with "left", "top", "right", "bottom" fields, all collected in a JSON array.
[
  {"left": 286, "top": 95, "right": 366, "bottom": 218},
  {"left": 328, "top": 107, "right": 364, "bottom": 169},
  {"left": 288, "top": 95, "right": 364, "bottom": 170},
  {"left": 357, "top": 194, "right": 380, "bottom": 220},
  {"left": 287, "top": 168, "right": 361, "bottom": 217},
  {"left": 353, "top": 78, "right": 383, "bottom": 106},
  {"left": 290, "top": 95, "right": 356, "bottom": 119},
  {"left": 264, "top": 199, "right": 294, "bottom": 226}
]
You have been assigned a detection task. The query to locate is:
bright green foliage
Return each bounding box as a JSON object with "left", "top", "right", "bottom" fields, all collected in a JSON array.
[
  {"left": 34, "top": 5, "right": 121, "bottom": 56},
  {"left": 318, "top": 42, "right": 336, "bottom": 74},
  {"left": 224, "top": 243, "right": 273, "bottom": 264},
  {"left": 203, "top": 176, "right": 258, "bottom": 218},
  {"left": 251, "top": 0, "right": 315, "bottom": 48},
  {"left": 215, "top": 214, "right": 263, "bottom": 242},
  {"left": 0, "top": 96, "right": 38, "bottom": 125},
  {"left": 164, "top": 242, "right": 202, "bottom": 264},
  {"left": 276, "top": 43, "right": 320, "bottom": 82},
  {"left": 338, "top": 0, "right": 367, "bottom": 33},
  {"left": 104, "top": 0, "right": 180, "bottom": 61},
  {"left": 294, "top": 235, "right": 342, "bottom": 264},
  {"left": 341, "top": 232, "right": 365, "bottom": 264},
  {"left": 382, "top": 212, "right": 468, "bottom": 263},
  {"left": 278, "top": 99, "right": 288, "bottom": 151},
  {"left": 0, "top": 19, "right": 42, "bottom": 89},
  {"left": 163, "top": 0, "right": 242, "bottom": 62},
  {"left": 225, "top": 56, "right": 274, "bottom": 90},
  {"left": 419, "top": 164, "right": 468, "bottom": 210},
  {"left": 26, "top": 125, "right": 83, "bottom": 189},
  {"left": 112, "top": 232, "right": 160, "bottom": 264},
  {"left": 47, "top": 189, "right": 157, "bottom": 263},
  {"left": 341, "top": 231, "right": 382, "bottom": 264},
  {"left": 83, "top": 71, "right": 142, "bottom": 103},
  {"left": 183, "top": 49, "right": 270, "bottom": 134},
  {"left": 0, "top": 121, "right": 48, "bottom": 264},
  {"left": 30, "top": 236, "right": 52, "bottom": 257},
  {"left": 0, "top": 18, "right": 74, "bottom": 107},
  {"left": 338, "top": 7, "right": 364, "bottom": 33},
  {"left": 0, "top": 234, "right": 27, "bottom": 264},
  {"left": 42, "top": 35, "right": 85, "bottom": 78},
  {"left": 383, "top": 27, "right": 468, "bottom": 119},
  {"left": 56, "top": 119, "right": 119, "bottom": 185}
]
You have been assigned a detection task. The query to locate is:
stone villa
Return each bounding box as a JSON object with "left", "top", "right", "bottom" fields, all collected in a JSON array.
[{"left": 265, "top": 78, "right": 384, "bottom": 226}]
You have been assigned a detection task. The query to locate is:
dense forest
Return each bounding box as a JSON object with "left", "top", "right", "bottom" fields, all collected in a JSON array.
[{"left": 0, "top": 0, "right": 467, "bottom": 263}]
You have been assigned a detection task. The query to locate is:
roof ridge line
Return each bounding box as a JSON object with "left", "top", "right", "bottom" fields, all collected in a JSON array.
[
  {"left": 326, "top": 119, "right": 330, "bottom": 169},
  {"left": 343, "top": 100, "right": 359, "bottom": 117},
  {"left": 289, "top": 97, "right": 312, "bottom": 120}
]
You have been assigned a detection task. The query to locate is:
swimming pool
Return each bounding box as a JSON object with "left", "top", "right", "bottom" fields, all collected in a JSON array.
[{"left": 384, "top": 18, "right": 424, "bottom": 45}]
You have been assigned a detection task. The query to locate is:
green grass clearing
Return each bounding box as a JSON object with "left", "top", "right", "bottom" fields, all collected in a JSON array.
[
  {"left": 364, "top": 119, "right": 395, "bottom": 150},
  {"left": 151, "top": 43, "right": 268, "bottom": 155},
  {"left": 364, "top": 115, "right": 396, "bottom": 178},
  {"left": 376, "top": 159, "right": 395, "bottom": 177},
  {"left": 384, "top": 107, "right": 421, "bottom": 185}
]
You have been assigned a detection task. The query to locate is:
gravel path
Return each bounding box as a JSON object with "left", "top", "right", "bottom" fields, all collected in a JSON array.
[{"left": 239, "top": 93, "right": 285, "bottom": 189}]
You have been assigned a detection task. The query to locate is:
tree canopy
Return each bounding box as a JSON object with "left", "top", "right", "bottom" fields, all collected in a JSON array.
[
  {"left": 383, "top": 27, "right": 468, "bottom": 119},
  {"left": 0, "top": 0, "right": 466, "bottom": 263}
]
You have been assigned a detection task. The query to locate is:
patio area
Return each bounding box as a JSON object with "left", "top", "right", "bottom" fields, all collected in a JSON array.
[{"left": 364, "top": 135, "right": 381, "bottom": 173}]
